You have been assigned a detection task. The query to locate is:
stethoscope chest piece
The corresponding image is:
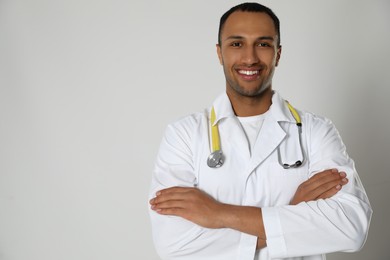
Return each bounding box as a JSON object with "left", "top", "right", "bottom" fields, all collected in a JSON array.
[{"left": 207, "top": 150, "right": 224, "bottom": 168}]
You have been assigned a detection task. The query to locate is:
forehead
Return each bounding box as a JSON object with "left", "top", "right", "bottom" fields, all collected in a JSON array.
[{"left": 221, "top": 11, "right": 276, "bottom": 40}]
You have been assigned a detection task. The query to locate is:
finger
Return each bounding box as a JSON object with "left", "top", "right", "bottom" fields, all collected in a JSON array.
[
  {"left": 316, "top": 185, "right": 341, "bottom": 200},
  {"left": 311, "top": 179, "right": 344, "bottom": 198},
  {"left": 151, "top": 187, "right": 204, "bottom": 207},
  {"left": 150, "top": 192, "right": 185, "bottom": 205},
  {"left": 311, "top": 169, "right": 339, "bottom": 180},
  {"left": 304, "top": 170, "right": 344, "bottom": 192},
  {"left": 151, "top": 196, "right": 201, "bottom": 220},
  {"left": 150, "top": 187, "right": 196, "bottom": 204},
  {"left": 303, "top": 172, "right": 348, "bottom": 199},
  {"left": 316, "top": 177, "right": 349, "bottom": 200},
  {"left": 339, "top": 172, "right": 348, "bottom": 186},
  {"left": 317, "top": 172, "right": 347, "bottom": 190},
  {"left": 154, "top": 206, "right": 185, "bottom": 216},
  {"left": 301, "top": 169, "right": 337, "bottom": 188},
  {"left": 152, "top": 199, "right": 187, "bottom": 211},
  {"left": 316, "top": 172, "right": 347, "bottom": 190}
]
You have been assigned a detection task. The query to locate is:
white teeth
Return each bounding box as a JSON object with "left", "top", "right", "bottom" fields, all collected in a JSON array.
[{"left": 239, "top": 70, "right": 259, "bottom": 75}]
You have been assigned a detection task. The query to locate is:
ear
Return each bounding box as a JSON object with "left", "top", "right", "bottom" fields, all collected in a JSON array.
[
  {"left": 275, "top": 45, "right": 282, "bottom": 66},
  {"left": 216, "top": 44, "right": 223, "bottom": 65}
]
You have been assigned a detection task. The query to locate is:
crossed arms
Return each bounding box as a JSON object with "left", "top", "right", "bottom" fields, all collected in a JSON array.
[
  {"left": 149, "top": 115, "right": 371, "bottom": 258},
  {"left": 150, "top": 169, "right": 348, "bottom": 249}
]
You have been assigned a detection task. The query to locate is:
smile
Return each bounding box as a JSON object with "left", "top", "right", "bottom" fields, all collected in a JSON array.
[{"left": 237, "top": 70, "right": 259, "bottom": 76}]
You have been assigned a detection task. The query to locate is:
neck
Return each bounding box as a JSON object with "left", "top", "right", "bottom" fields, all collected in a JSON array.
[{"left": 227, "top": 88, "right": 273, "bottom": 117}]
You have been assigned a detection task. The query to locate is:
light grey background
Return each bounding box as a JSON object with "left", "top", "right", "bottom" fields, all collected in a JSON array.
[{"left": 0, "top": 0, "right": 389, "bottom": 259}]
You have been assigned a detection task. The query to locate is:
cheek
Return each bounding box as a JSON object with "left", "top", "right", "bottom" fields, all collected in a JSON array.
[
  {"left": 221, "top": 58, "right": 233, "bottom": 73},
  {"left": 221, "top": 51, "right": 239, "bottom": 66},
  {"left": 256, "top": 49, "right": 277, "bottom": 64}
]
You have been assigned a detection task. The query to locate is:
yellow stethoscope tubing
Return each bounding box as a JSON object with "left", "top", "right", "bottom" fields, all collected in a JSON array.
[
  {"left": 286, "top": 101, "right": 301, "bottom": 125},
  {"left": 207, "top": 107, "right": 224, "bottom": 168},
  {"left": 210, "top": 107, "right": 221, "bottom": 152}
]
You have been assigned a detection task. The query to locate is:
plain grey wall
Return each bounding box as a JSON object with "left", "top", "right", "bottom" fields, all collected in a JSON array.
[{"left": 0, "top": 0, "right": 389, "bottom": 259}]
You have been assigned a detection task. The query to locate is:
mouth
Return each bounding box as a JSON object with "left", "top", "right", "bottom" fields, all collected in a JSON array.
[{"left": 236, "top": 69, "right": 261, "bottom": 80}]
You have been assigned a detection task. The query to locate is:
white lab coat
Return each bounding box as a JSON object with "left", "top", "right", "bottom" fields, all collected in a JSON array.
[{"left": 149, "top": 92, "right": 372, "bottom": 260}]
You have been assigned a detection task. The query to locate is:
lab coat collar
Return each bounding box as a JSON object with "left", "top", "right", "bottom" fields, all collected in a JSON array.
[
  {"left": 269, "top": 91, "right": 297, "bottom": 124},
  {"left": 211, "top": 91, "right": 297, "bottom": 124},
  {"left": 210, "top": 92, "right": 236, "bottom": 126}
]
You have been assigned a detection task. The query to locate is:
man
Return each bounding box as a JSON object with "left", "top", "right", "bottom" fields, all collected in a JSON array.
[{"left": 149, "top": 3, "right": 372, "bottom": 260}]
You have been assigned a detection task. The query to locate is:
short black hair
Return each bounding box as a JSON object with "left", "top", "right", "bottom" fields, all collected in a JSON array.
[{"left": 218, "top": 2, "right": 281, "bottom": 47}]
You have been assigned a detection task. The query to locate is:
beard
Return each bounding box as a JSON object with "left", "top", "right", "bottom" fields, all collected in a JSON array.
[{"left": 224, "top": 66, "right": 275, "bottom": 98}]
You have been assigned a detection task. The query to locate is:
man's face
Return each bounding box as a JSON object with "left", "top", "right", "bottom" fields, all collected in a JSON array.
[{"left": 217, "top": 11, "right": 281, "bottom": 98}]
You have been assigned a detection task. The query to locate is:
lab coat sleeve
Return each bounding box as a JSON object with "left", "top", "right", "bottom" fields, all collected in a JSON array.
[
  {"left": 262, "top": 114, "right": 372, "bottom": 258},
  {"left": 149, "top": 118, "right": 206, "bottom": 259}
]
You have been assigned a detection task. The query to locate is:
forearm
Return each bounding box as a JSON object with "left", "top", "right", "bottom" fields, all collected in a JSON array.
[
  {"left": 218, "top": 203, "right": 268, "bottom": 250},
  {"left": 216, "top": 169, "right": 349, "bottom": 250},
  {"left": 219, "top": 203, "right": 266, "bottom": 240},
  {"left": 264, "top": 197, "right": 371, "bottom": 258},
  {"left": 150, "top": 186, "right": 268, "bottom": 251}
]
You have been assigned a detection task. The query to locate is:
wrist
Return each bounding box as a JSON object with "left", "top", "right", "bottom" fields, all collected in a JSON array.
[
  {"left": 217, "top": 203, "right": 231, "bottom": 229},
  {"left": 217, "top": 204, "right": 266, "bottom": 239}
]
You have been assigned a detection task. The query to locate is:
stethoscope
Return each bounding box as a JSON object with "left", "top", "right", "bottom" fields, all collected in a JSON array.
[{"left": 207, "top": 101, "right": 306, "bottom": 169}]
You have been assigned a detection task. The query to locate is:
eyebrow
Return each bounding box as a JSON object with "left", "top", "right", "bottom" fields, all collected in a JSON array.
[{"left": 224, "top": 35, "right": 275, "bottom": 42}]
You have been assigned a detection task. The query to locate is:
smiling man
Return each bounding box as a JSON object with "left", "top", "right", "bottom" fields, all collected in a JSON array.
[
  {"left": 149, "top": 3, "right": 372, "bottom": 260},
  {"left": 218, "top": 11, "right": 280, "bottom": 113}
]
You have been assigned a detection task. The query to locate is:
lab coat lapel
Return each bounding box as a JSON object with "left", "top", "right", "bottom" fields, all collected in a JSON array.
[
  {"left": 246, "top": 92, "right": 293, "bottom": 175},
  {"left": 247, "top": 117, "right": 285, "bottom": 174}
]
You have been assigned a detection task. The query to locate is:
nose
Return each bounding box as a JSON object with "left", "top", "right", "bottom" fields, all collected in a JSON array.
[{"left": 241, "top": 46, "right": 259, "bottom": 65}]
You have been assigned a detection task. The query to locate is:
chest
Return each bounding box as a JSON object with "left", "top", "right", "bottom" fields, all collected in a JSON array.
[{"left": 194, "top": 119, "right": 309, "bottom": 207}]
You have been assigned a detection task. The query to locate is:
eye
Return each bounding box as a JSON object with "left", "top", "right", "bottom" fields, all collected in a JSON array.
[
  {"left": 258, "top": 42, "right": 271, "bottom": 47},
  {"left": 230, "top": 42, "right": 242, "bottom": 47}
]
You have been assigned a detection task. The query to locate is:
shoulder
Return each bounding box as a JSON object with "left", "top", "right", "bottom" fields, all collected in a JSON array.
[
  {"left": 299, "top": 109, "right": 343, "bottom": 146},
  {"left": 164, "top": 110, "right": 208, "bottom": 139},
  {"left": 300, "top": 110, "right": 334, "bottom": 128},
  {"left": 169, "top": 110, "right": 207, "bottom": 129}
]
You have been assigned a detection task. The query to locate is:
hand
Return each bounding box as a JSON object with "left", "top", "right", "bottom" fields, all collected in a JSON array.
[
  {"left": 290, "top": 169, "right": 348, "bottom": 205},
  {"left": 257, "top": 238, "right": 266, "bottom": 250},
  {"left": 149, "top": 187, "right": 225, "bottom": 229}
]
